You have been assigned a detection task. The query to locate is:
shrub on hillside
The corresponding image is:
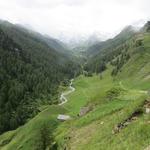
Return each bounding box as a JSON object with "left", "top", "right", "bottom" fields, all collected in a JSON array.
[
  {"left": 106, "top": 87, "right": 125, "bottom": 101},
  {"left": 84, "top": 71, "right": 93, "bottom": 77},
  {"left": 35, "top": 124, "right": 57, "bottom": 150},
  {"left": 135, "top": 39, "right": 143, "bottom": 47}
]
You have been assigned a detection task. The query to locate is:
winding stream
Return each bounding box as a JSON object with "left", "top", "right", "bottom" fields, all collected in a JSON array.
[{"left": 59, "top": 79, "right": 75, "bottom": 105}]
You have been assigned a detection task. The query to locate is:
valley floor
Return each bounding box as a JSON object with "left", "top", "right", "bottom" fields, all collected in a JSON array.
[
  {"left": 54, "top": 69, "right": 150, "bottom": 150},
  {"left": 0, "top": 68, "right": 149, "bottom": 150}
]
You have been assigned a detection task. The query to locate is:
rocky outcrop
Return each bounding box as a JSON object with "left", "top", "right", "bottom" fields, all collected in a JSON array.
[
  {"left": 144, "top": 100, "right": 150, "bottom": 114},
  {"left": 78, "top": 106, "right": 93, "bottom": 117},
  {"left": 112, "top": 99, "right": 150, "bottom": 134}
]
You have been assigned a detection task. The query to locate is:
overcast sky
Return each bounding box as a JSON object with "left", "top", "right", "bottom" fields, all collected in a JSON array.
[{"left": 0, "top": 0, "right": 150, "bottom": 40}]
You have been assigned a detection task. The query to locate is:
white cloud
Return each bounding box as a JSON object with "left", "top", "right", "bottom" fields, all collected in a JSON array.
[{"left": 0, "top": 0, "right": 149, "bottom": 40}]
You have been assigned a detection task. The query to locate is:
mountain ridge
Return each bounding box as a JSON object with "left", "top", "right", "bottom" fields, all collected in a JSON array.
[
  {"left": 0, "top": 20, "right": 80, "bottom": 134},
  {"left": 0, "top": 21, "right": 149, "bottom": 150}
]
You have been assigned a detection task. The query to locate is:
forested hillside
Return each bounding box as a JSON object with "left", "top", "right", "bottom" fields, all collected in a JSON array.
[
  {"left": 84, "top": 26, "right": 136, "bottom": 73},
  {"left": 84, "top": 22, "right": 150, "bottom": 79},
  {"left": 0, "top": 21, "right": 80, "bottom": 134},
  {"left": 0, "top": 21, "right": 149, "bottom": 150}
]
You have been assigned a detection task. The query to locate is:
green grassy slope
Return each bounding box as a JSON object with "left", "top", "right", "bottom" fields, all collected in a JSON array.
[
  {"left": 116, "top": 33, "right": 150, "bottom": 90},
  {"left": 0, "top": 25, "right": 149, "bottom": 150},
  {"left": 0, "top": 105, "right": 67, "bottom": 150},
  {"left": 0, "top": 61, "right": 149, "bottom": 150},
  {"left": 54, "top": 73, "right": 149, "bottom": 150},
  {"left": 54, "top": 32, "right": 150, "bottom": 149},
  {"left": 63, "top": 70, "right": 113, "bottom": 116}
]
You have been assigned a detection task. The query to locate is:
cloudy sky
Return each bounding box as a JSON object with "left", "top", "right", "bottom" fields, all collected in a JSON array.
[{"left": 0, "top": 0, "right": 150, "bottom": 41}]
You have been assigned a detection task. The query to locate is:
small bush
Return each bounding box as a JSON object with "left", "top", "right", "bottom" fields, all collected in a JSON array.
[
  {"left": 135, "top": 39, "right": 143, "bottom": 47},
  {"left": 106, "top": 87, "right": 125, "bottom": 101},
  {"left": 84, "top": 71, "right": 93, "bottom": 77},
  {"left": 35, "top": 124, "right": 55, "bottom": 150}
]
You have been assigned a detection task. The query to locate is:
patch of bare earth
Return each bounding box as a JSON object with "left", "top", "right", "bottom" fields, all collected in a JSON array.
[
  {"left": 113, "top": 99, "right": 150, "bottom": 134},
  {"left": 68, "top": 120, "right": 101, "bottom": 150}
]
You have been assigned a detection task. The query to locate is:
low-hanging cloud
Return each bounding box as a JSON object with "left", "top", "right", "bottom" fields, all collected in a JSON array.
[{"left": 0, "top": 0, "right": 149, "bottom": 40}]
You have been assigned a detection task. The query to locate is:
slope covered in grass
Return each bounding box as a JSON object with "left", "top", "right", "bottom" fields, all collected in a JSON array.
[
  {"left": 115, "top": 32, "right": 150, "bottom": 90},
  {"left": 0, "top": 22, "right": 149, "bottom": 150},
  {"left": 54, "top": 30, "right": 150, "bottom": 149},
  {"left": 63, "top": 69, "right": 113, "bottom": 116},
  {"left": 0, "top": 105, "right": 67, "bottom": 150},
  {"left": 0, "top": 62, "right": 149, "bottom": 150},
  {"left": 55, "top": 72, "right": 149, "bottom": 150}
]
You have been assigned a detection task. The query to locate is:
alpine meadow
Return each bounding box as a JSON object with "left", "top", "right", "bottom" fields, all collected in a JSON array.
[{"left": 0, "top": 0, "right": 150, "bottom": 150}]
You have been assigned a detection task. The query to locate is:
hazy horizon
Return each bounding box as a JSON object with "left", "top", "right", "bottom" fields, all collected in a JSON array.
[{"left": 0, "top": 0, "right": 150, "bottom": 42}]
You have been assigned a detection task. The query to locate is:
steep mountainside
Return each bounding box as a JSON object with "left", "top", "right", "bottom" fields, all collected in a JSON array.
[
  {"left": 87, "top": 26, "right": 135, "bottom": 56},
  {"left": 84, "top": 26, "right": 136, "bottom": 73},
  {"left": 0, "top": 22, "right": 149, "bottom": 150},
  {"left": 0, "top": 21, "right": 72, "bottom": 56},
  {"left": 0, "top": 21, "right": 80, "bottom": 134},
  {"left": 54, "top": 22, "right": 150, "bottom": 150}
]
